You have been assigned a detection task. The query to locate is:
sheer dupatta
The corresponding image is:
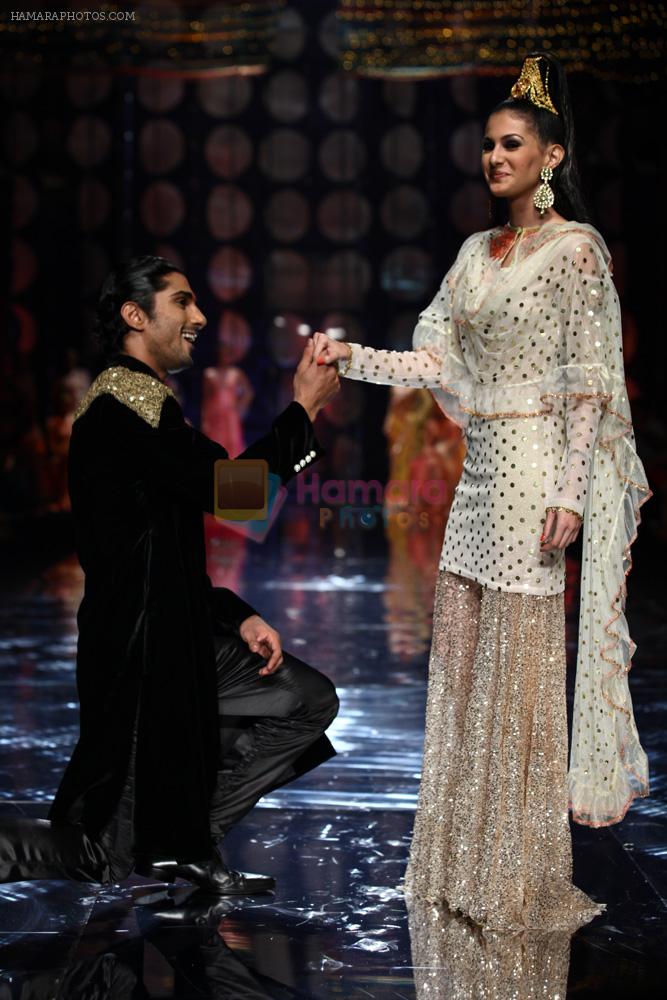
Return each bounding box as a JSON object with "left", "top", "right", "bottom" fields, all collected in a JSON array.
[
  {"left": 420, "top": 225, "right": 650, "bottom": 825},
  {"left": 341, "top": 222, "right": 650, "bottom": 826},
  {"left": 544, "top": 235, "right": 651, "bottom": 825}
]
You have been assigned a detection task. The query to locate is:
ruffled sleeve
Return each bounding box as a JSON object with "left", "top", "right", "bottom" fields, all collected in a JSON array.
[
  {"left": 339, "top": 237, "right": 476, "bottom": 430},
  {"left": 541, "top": 237, "right": 613, "bottom": 516},
  {"left": 548, "top": 234, "right": 652, "bottom": 826}
]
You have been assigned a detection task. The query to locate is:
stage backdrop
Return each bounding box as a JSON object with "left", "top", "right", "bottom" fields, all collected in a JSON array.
[{"left": 1, "top": 0, "right": 665, "bottom": 538}]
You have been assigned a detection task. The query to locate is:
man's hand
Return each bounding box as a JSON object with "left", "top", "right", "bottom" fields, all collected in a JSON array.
[
  {"left": 540, "top": 507, "right": 582, "bottom": 552},
  {"left": 239, "top": 615, "right": 284, "bottom": 676},
  {"left": 312, "top": 331, "right": 351, "bottom": 365},
  {"left": 293, "top": 338, "right": 340, "bottom": 422}
]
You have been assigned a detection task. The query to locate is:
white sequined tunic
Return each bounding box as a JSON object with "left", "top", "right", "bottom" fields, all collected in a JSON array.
[
  {"left": 343, "top": 222, "right": 612, "bottom": 596},
  {"left": 437, "top": 410, "right": 566, "bottom": 594}
]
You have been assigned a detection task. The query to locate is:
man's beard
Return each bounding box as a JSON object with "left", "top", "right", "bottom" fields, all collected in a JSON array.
[
  {"left": 164, "top": 337, "right": 195, "bottom": 375},
  {"left": 166, "top": 356, "right": 194, "bottom": 374}
]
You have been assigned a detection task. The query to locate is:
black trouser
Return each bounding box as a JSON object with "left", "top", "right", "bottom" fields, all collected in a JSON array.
[
  {"left": 103, "top": 634, "right": 338, "bottom": 872},
  {"left": 209, "top": 633, "right": 339, "bottom": 838},
  {"left": 0, "top": 638, "right": 338, "bottom": 884}
]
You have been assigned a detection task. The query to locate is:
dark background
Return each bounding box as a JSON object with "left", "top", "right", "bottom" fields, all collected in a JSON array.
[{"left": 1, "top": 0, "right": 666, "bottom": 549}]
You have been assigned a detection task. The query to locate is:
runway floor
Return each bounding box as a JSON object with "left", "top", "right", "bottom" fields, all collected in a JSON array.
[{"left": 0, "top": 509, "right": 665, "bottom": 998}]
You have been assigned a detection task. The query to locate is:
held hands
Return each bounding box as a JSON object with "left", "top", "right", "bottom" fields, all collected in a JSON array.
[
  {"left": 293, "top": 338, "right": 340, "bottom": 421},
  {"left": 239, "top": 615, "right": 284, "bottom": 676},
  {"left": 540, "top": 507, "right": 583, "bottom": 552},
  {"left": 312, "top": 331, "right": 351, "bottom": 366}
]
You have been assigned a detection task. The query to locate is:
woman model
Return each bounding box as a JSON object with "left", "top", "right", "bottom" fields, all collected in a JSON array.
[{"left": 314, "top": 53, "right": 650, "bottom": 931}]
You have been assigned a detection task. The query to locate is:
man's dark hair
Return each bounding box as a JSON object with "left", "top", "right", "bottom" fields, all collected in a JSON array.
[{"left": 93, "top": 255, "right": 185, "bottom": 357}]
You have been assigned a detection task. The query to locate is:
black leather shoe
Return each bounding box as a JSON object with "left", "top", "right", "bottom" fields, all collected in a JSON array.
[
  {"left": 137, "top": 856, "right": 275, "bottom": 896},
  {"left": 174, "top": 859, "right": 275, "bottom": 896}
]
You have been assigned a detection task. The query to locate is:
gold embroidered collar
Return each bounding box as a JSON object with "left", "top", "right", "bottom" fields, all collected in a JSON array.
[{"left": 73, "top": 366, "right": 175, "bottom": 428}]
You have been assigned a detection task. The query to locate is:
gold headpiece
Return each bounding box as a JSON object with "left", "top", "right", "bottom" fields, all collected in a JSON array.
[{"left": 510, "top": 56, "right": 559, "bottom": 116}]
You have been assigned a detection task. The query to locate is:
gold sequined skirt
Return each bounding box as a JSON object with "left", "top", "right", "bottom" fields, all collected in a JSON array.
[
  {"left": 407, "top": 901, "right": 572, "bottom": 1000},
  {"left": 404, "top": 571, "right": 604, "bottom": 931}
]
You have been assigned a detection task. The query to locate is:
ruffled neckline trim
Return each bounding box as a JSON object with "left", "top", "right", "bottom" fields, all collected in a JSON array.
[{"left": 484, "top": 221, "right": 612, "bottom": 270}]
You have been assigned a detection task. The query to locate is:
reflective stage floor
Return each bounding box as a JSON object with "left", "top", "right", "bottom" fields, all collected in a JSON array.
[{"left": 0, "top": 511, "right": 665, "bottom": 997}]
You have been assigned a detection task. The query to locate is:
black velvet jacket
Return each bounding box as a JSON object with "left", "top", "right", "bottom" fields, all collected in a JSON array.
[{"left": 48, "top": 353, "right": 327, "bottom": 860}]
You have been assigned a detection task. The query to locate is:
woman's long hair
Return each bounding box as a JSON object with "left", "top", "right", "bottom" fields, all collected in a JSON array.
[{"left": 488, "top": 52, "right": 590, "bottom": 223}]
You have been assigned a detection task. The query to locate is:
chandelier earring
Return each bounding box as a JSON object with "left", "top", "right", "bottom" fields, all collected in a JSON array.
[{"left": 534, "top": 165, "right": 554, "bottom": 216}]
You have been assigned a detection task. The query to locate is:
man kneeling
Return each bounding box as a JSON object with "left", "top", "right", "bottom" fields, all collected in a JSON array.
[{"left": 1, "top": 257, "right": 339, "bottom": 896}]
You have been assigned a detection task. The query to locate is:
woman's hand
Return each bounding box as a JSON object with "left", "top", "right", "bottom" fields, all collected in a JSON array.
[
  {"left": 312, "top": 331, "right": 351, "bottom": 366},
  {"left": 540, "top": 507, "right": 583, "bottom": 552}
]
